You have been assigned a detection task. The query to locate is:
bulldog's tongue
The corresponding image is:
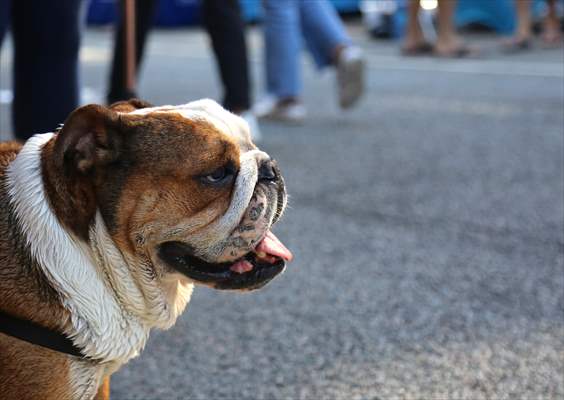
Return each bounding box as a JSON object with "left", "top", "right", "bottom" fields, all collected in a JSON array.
[
  {"left": 230, "top": 259, "right": 254, "bottom": 274},
  {"left": 255, "top": 231, "right": 293, "bottom": 262},
  {"left": 229, "top": 231, "right": 293, "bottom": 274}
]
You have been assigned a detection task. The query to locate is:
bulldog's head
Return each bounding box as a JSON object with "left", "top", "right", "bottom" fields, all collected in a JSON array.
[{"left": 51, "top": 99, "right": 292, "bottom": 294}]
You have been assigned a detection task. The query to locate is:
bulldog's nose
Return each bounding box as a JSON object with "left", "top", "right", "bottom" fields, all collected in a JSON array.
[{"left": 258, "top": 159, "right": 277, "bottom": 182}]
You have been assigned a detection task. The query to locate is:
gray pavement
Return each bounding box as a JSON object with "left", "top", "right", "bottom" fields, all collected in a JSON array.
[{"left": 1, "top": 23, "right": 563, "bottom": 399}]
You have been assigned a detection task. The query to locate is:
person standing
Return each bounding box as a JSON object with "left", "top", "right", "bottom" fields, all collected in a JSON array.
[
  {"left": 0, "top": 0, "right": 83, "bottom": 141},
  {"left": 254, "top": 0, "right": 365, "bottom": 124}
]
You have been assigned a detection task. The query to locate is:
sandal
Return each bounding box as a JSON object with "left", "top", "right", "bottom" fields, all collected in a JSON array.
[
  {"left": 401, "top": 42, "right": 434, "bottom": 56},
  {"left": 434, "top": 44, "right": 479, "bottom": 58},
  {"left": 541, "top": 31, "right": 563, "bottom": 48},
  {"left": 501, "top": 37, "right": 532, "bottom": 53}
]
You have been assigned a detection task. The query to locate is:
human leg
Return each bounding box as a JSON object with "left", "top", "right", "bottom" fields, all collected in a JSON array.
[
  {"left": 202, "top": 0, "right": 250, "bottom": 113},
  {"left": 435, "top": 0, "right": 459, "bottom": 53},
  {"left": 434, "top": 0, "right": 476, "bottom": 57},
  {"left": 514, "top": 0, "right": 533, "bottom": 41},
  {"left": 299, "top": 0, "right": 351, "bottom": 68},
  {"left": 11, "top": 0, "right": 82, "bottom": 140},
  {"left": 0, "top": 0, "right": 10, "bottom": 48},
  {"left": 254, "top": 0, "right": 306, "bottom": 123},
  {"left": 501, "top": 0, "right": 533, "bottom": 52},
  {"left": 542, "top": 0, "right": 562, "bottom": 46},
  {"left": 403, "top": 0, "right": 432, "bottom": 54},
  {"left": 107, "top": 0, "right": 157, "bottom": 104},
  {"left": 262, "top": 0, "right": 302, "bottom": 99},
  {"left": 299, "top": 0, "right": 364, "bottom": 109},
  {"left": 202, "top": 0, "right": 263, "bottom": 140}
]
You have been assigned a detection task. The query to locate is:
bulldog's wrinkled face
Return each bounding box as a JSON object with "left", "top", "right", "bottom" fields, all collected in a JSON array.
[{"left": 56, "top": 99, "right": 292, "bottom": 291}]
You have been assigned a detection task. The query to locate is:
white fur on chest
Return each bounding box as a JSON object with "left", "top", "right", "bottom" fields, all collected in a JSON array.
[{"left": 5, "top": 133, "right": 151, "bottom": 364}]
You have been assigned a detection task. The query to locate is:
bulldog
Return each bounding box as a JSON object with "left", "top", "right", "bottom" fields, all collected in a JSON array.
[{"left": 0, "top": 99, "right": 292, "bottom": 400}]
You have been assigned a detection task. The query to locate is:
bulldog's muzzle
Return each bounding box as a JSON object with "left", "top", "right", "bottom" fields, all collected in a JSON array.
[
  {"left": 159, "top": 240, "right": 287, "bottom": 290},
  {"left": 158, "top": 160, "right": 292, "bottom": 291}
]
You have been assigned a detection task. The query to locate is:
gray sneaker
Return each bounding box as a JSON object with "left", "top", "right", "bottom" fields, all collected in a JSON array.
[
  {"left": 336, "top": 46, "right": 365, "bottom": 109},
  {"left": 254, "top": 96, "right": 307, "bottom": 125}
]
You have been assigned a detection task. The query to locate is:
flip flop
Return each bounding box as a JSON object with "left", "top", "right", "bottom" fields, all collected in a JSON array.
[
  {"left": 501, "top": 38, "right": 532, "bottom": 53},
  {"left": 401, "top": 42, "right": 434, "bottom": 56},
  {"left": 541, "top": 32, "right": 563, "bottom": 48},
  {"left": 434, "top": 44, "right": 479, "bottom": 59}
]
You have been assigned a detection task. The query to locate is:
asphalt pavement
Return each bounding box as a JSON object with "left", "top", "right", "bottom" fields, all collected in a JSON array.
[{"left": 1, "top": 22, "right": 563, "bottom": 400}]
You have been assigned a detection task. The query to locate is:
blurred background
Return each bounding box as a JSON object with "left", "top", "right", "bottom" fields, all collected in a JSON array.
[{"left": 1, "top": 0, "right": 563, "bottom": 398}]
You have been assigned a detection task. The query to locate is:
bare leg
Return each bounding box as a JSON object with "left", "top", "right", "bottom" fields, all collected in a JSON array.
[
  {"left": 514, "top": 0, "right": 533, "bottom": 42},
  {"left": 403, "top": 0, "right": 429, "bottom": 52},
  {"left": 501, "top": 0, "right": 533, "bottom": 51},
  {"left": 434, "top": 0, "right": 463, "bottom": 55},
  {"left": 542, "top": 0, "right": 562, "bottom": 45}
]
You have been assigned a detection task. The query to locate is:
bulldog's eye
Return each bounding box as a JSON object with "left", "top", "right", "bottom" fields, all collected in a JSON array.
[
  {"left": 200, "top": 164, "right": 236, "bottom": 185},
  {"left": 207, "top": 167, "right": 228, "bottom": 182}
]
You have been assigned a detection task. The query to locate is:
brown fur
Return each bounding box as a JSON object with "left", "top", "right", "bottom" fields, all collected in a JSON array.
[
  {"left": 109, "top": 113, "right": 241, "bottom": 256},
  {"left": 0, "top": 142, "right": 75, "bottom": 400},
  {"left": 94, "top": 377, "right": 110, "bottom": 400},
  {"left": 0, "top": 334, "right": 73, "bottom": 400}
]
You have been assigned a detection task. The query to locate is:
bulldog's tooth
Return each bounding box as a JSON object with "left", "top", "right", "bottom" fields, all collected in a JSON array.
[{"left": 256, "top": 251, "right": 267, "bottom": 258}]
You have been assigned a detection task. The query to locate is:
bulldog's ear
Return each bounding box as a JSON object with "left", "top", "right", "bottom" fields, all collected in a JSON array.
[
  {"left": 55, "top": 104, "right": 123, "bottom": 174},
  {"left": 108, "top": 98, "right": 154, "bottom": 113}
]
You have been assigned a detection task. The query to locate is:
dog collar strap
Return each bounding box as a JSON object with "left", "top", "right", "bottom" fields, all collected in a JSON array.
[{"left": 0, "top": 310, "right": 85, "bottom": 358}]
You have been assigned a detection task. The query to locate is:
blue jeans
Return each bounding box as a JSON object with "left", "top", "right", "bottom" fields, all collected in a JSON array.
[{"left": 263, "top": 0, "right": 351, "bottom": 98}]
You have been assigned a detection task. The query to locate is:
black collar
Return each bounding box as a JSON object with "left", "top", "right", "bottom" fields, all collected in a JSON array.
[{"left": 0, "top": 310, "right": 85, "bottom": 358}]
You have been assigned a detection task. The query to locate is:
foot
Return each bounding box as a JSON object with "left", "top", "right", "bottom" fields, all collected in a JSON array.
[
  {"left": 403, "top": 16, "right": 427, "bottom": 56},
  {"left": 434, "top": 31, "right": 479, "bottom": 58},
  {"left": 401, "top": 41, "right": 434, "bottom": 56},
  {"left": 542, "top": 29, "right": 562, "bottom": 48},
  {"left": 254, "top": 96, "right": 307, "bottom": 124},
  {"left": 542, "top": 14, "right": 562, "bottom": 47},
  {"left": 501, "top": 36, "right": 533, "bottom": 53},
  {"left": 335, "top": 46, "right": 365, "bottom": 109},
  {"left": 434, "top": 40, "right": 479, "bottom": 58}
]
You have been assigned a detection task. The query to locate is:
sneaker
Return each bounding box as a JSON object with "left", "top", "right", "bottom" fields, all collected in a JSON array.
[
  {"left": 336, "top": 46, "right": 365, "bottom": 109},
  {"left": 253, "top": 95, "right": 307, "bottom": 124},
  {"left": 239, "top": 110, "right": 262, "bottom": 143}
]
